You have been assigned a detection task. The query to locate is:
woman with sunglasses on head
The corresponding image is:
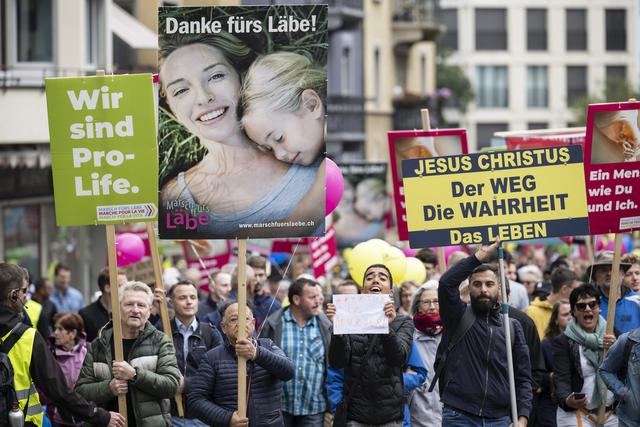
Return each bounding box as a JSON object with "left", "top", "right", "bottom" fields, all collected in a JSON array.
[{"left": 552, "top": 285, "right": 617, "bottom": 427}]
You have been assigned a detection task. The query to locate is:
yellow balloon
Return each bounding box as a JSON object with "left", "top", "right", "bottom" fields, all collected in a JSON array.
[
  {"left": 348, "top": 241, "right": 385, "bottom": 285},
  {"left": 382, "top": 246, "right": 407, "bottom": 286},
  {"left": 343, "top": 248, "right": 353, "bottom": 263},
  {"left": 403, "top": 257, "right": 427, "bottom": 284},
  {"left": 367, "top": 238, "right": 390, "bottom": 252}
]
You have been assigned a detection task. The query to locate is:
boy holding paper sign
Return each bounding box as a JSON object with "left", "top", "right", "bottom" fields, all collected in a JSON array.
[{"left": 326, "top": 264, "right": 413, "bottom": 427}]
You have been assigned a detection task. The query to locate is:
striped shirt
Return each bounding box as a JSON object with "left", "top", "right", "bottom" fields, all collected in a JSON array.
[{"left": 281, "top": 309, "right": 326, "bottom": 415}]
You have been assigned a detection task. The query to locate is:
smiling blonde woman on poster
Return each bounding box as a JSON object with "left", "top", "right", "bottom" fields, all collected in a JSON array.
[{"left": 158, "top": 33, "right": 323, "bottom": 238}]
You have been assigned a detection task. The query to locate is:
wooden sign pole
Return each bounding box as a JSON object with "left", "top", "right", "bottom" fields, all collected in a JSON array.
[
  {"left": 146, "top": 223, "right": 185, "bottom": 416},
  {"left": 420, "top": 109, "right": 447, "bottom": 275},
  {"left": 106, "top": 225, "right": 128, "bottom": 426},
  {"left": 98, "top": 66, "right": 126, "bottom": 426},
  {"left": 596, "top": 233, "right": 623, "bottom": 425},
  {"left": 237, "top": 239, "right": 248, "bottom": 417}
]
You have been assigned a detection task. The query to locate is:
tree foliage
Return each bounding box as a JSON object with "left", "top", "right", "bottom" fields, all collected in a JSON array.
[
  {"left": 436, "top": 50, "right": 474, "bottom": 114},
  {"left": 571, "top": 77, "right": 640, "bottom": 125}
]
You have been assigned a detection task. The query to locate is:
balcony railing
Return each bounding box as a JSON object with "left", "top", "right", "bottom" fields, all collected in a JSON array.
[
  {"left": 327, "top": 95, "right": 365, "bottom": 135},
  {"left": 393, "top": 0, "right": 439, "bottom": 23},
  {"left": 392, "top": 0, "right": 443, "bottom": 46},
  {"left": 0, "top": 65, "right": 156, "bottom": 89},
  {"left": 393, "top": 95, "right": 445, "bottom": 130}
]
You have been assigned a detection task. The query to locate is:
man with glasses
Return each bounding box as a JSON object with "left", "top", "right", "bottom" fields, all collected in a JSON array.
[
  {"left": 0, "top": 263, "right": 124, "bottom": 427},
  {"left": 588, "top": 251, "right": 639, "bottom": 333},
  {"left": 553, "top": 284, "right": 617, "bottom": 426}
]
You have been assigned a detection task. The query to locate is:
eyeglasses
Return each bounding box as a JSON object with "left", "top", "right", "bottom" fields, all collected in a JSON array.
[
  {"left": 575, "top": 300, "right": 598, "bottom": 311},
  {"left": 419, "top": 299, "right": 439, "bottom": 306}
]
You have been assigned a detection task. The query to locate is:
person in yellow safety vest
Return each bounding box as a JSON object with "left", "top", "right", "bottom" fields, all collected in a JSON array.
[
  {"left": 23, "top": 299, "right": 42, "bottom": 329},
  {"left": 0, "top": 263, "right": 125, "bottom": 427}
]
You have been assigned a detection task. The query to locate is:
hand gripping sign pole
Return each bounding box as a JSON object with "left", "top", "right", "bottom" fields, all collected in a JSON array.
[
  {"left": 420, "top": 109, "right": 447, "bottom": 274},
  {"left": 237, "top": 239, "right": 248, "bottom": 417},
  {"left": 146, "top": 223, "right": 185, "bottom": 417},
  {"left": 498, "top": 242, "right": 518, "bottom": 425},
  {"left": 596, "top": 233, "right": 623, "bottom": 426}
]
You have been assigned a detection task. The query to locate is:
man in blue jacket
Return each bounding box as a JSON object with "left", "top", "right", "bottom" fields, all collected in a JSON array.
[
  {"left": 187, "top": 300, "right": 294, "bottom": 427},
  {"left": 599, "top": 326, "right": 640, "bottom": 427},
  {"left": 437, "top": 242, "right": 532, "bottom": 427}
]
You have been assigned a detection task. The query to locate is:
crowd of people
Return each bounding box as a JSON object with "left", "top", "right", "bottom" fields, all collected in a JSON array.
[{"left": 1, "top": 242, "right": 640, "bottom": 427}]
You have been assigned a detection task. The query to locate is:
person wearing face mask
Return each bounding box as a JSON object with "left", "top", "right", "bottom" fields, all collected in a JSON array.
[
  {"left": 435, "top": 242, "right": 533, "bottom": 427},
  {"left": 552, "top": 285, "right": 617, "bottom": 427},
  {"left": 407, "top": 281, "right": 443, "bottom": 426},
  {"left": 326, "top": 264, "right": 413, "bottom": 427}
]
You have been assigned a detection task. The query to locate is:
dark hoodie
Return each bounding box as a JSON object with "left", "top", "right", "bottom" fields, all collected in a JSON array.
[
  {"left": 0, "top": 304, "right": 110, "bottom": 426},
  {"left": 438, "top": 256, "right": 533, "bottom": 420}
]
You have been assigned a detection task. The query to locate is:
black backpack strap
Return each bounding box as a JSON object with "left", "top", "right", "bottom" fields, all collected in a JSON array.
[
  {"left": 0, "top": 323, "right": 29, "bottom": 354},
  {"left": 199, "top": 322, "right": 214, "bottom": 349},
  {"left": 428, "top": 305, "right": 475, "bottom": 392}
]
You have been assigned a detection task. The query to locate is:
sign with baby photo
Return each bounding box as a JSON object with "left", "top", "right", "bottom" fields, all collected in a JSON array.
[
  {"left": 45, "top": 74, "right": 158, "bottom": 226},
  {"left": 387, "top": 129, "right": 469, "bottom": 241},
  {"left": 334, "top": 162, "right": 390, "bottom": 248},
  {"left": 584, "top": 102, "right": 640, "bottom": 234},
  {"left": 157, "top": 5, "right": 328, "bottom": 240}
]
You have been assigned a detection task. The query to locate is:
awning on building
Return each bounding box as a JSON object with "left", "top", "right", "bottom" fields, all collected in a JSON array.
[{"left": 110, "top": 3, "right": 157, "bottom": 50}]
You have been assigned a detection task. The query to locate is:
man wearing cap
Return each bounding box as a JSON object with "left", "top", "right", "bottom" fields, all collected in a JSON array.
[{"left": 589, "top": 251, "right": 640, "bottom": 334}]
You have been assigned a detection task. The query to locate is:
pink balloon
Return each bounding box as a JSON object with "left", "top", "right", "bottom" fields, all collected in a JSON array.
[
  {"left": 116, "top": 233, "right": 145, "bottom": 267},
  {"left": 402, "top": 247, "right": 417, "bottom": 257},
  {"left": 326, "top": 158, "right": 344, "bottom": 215},
  {"left": 444, "top": 245, "right": 463, "bottom": 258}
]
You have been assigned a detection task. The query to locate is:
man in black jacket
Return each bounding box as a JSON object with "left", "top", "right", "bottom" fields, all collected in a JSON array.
[
  {"left": 79, "top": 267, "right": 128, "bottom": 342},
  {"left": 437, "top": 242, "right": 532, "bottom": 427},
  {"left": 326, "top": 264, "right": 413, "bottom": 427},
  {"left": 0, "top": 262, "right": 124, "bottom": 427}
]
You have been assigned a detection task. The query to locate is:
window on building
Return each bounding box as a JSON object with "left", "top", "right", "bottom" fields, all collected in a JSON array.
[
  {"left": 476, "top": 66, "right": 508, "bottom": 108},
  {"left": 606, "top": 9, "right": 626, "bottom": 51},
  {"left": 477, "top": 123, "right": 508, "bottom": 150},
  {"left": 606, "top": 65, "right": 627, "bottom": 81},
  {"left": 13, "top": 0, "right": 53, "bottom": 63},
  {"left": 86, "top": 0, "right": 104, "bottom": 67},
  {"left": 566, "top": 66, "right": 587, "bottom": 106},
  {"left": 527, "top": 9, "right": 547, "bottom": 51},
  {"left": 439, "top": 9, "right": 458, "bottom": 51},
  {"left": 566, "top": 9, "right": 587, "bottom": 51},
  {"left": 527, "top": 66, "right": 548, "bottom": 108},
  {"left": 528, "top": 122, "right": 548, "bottom": 130},
  {"left": 341, "top": 46, "right": 352, "bottom": 96},
  {"left": 475, "top": 9, "right": 507, "bottom": 50},
  {"left": 3, "top": 205, "right": 40, "bottom": 278}
]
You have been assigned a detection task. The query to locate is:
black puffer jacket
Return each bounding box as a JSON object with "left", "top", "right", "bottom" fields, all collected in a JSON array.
[{"left": 328, "top": 315, "right": 413, "bottom": 424}]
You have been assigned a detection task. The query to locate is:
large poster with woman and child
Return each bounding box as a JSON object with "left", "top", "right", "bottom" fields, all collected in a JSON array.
[{"left": 157, "top": 6, "right": 327, "bottom": 239}]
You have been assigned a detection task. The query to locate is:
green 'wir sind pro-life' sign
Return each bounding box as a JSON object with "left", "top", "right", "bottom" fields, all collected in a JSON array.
[{"left": 46, "top": 74, "right": 158, "bottom": 226}]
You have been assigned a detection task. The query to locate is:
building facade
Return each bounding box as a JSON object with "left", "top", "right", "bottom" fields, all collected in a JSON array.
[{"left": 440, "top": 0, "right": 638, "bottom": 150}]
